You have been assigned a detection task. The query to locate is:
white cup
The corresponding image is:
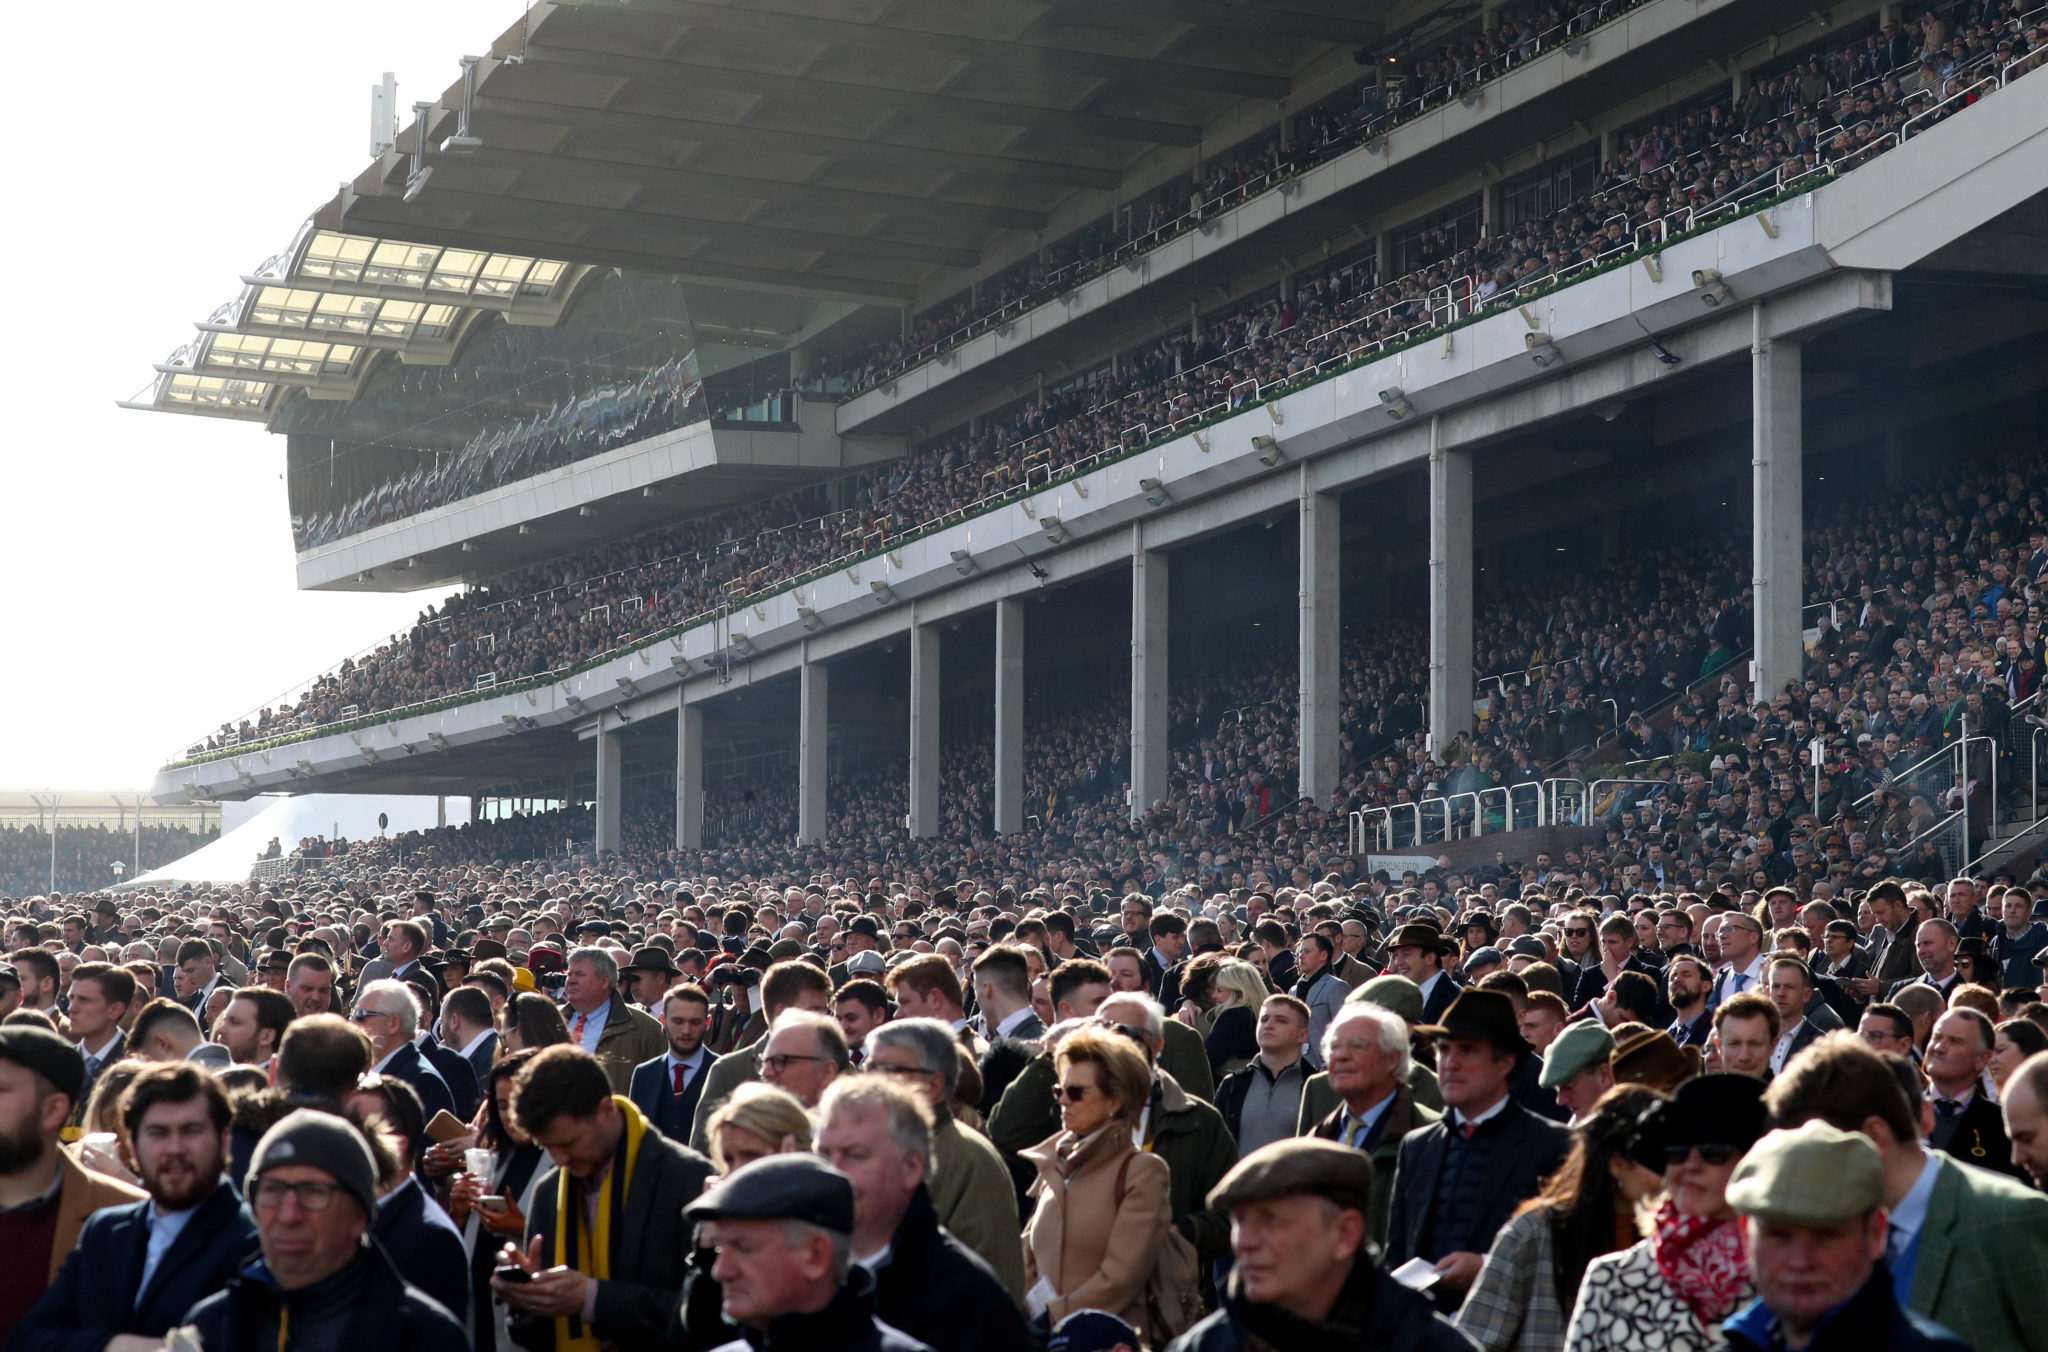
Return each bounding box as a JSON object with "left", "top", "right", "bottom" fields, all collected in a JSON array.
[{"left": 464, "top": 1147, "right": 493, "bottom": 1178}]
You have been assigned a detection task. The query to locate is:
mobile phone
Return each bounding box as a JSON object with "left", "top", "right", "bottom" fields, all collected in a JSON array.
[
  {"left": 494, "top": 1264, "right": 532, "bottom": 1284},
  {"left": 477, "top": 1196, "right": 508, "bottom": 1213}
]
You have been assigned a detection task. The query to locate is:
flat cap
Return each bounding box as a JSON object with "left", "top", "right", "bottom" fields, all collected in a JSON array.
[
  {"left": 1726, "top": 1122, "right": 1885, "bottom": 1226},
  {"left": 0, "top": 1026, "right": 84, "bottom": 1103},
  {"left": 1209, "top": 1138, "right": 1375, "bottom": 1216},
  {"left": 685, "top": 1154, "right": 855, "bottom": 1233},
  {"left": 1505, "top": 935, "right": 1549, "bottom": 959},
  {"left": 1347, "top": 973, "right": 1423, "bottom": 1026},
  {"left": 1539, "top": 1021, "right": 1616, "bottom": 1088}
]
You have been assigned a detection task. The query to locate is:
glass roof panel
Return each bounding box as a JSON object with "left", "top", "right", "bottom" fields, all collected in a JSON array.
[
  {"left": 162, "top": 373, "right": 270, "bottom": 413},
  {"left": 291, "top": 230, "right": 570, "bottom": 305},
  {"left": 299, "top": 232, "right": 375, "bottom": 284}
]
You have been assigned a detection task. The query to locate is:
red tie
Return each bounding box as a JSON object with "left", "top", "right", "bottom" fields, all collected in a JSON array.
[
  {"left": 673, "top": 1060, "right": 689, "bottom": 1097},
  {"left": 1461, "top": 1121, "right": 1479, "bottom": 1140},
  {"left": 573, "top": 1013, "right": 588, "bottom": 1043}
]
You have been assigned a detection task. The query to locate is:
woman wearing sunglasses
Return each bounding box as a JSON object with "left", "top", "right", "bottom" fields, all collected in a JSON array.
[
  {"left": 1019, "top": 1024, "right": 1171, "bottom": 1343},
  {"left": 1562, "top": 1073, "right": 1768, "bottom": 1352}
]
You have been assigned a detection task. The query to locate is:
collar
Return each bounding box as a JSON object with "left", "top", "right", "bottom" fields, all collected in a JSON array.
[
  {"left": 457, "top": 1027, "right": 496, "bottom": 1059},
  {"left": 1888, "top": 1150, "right": 1943, "bottom": 1244},
  {"left": 80, "top": 1029, "right": 122, "bottom": 1063},
  {"left": 1416, "top": 969, "right": 1446, "bottom": 998},
  {"left": 667, "top": 1046, "right": 707, "bottom": 1072},
  {"left": 1453, "top": 1093, "right": 1511, "bottom": 1132},
  {"left": 994, "top": 1005, "right": 1035, "bottom": 1039},
  {"left": 1346, "top": 1089, "right": 1398, "bottom": 1133}
]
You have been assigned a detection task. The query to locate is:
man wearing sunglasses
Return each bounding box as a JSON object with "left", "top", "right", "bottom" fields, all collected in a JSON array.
[{"left": 185, "top": 1110, "right": 464, "bottom": 1350}]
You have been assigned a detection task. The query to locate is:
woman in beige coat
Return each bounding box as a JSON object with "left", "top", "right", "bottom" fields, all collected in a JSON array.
[{"left": 1020, "top": 1025, "right": 1170, "bottom": 1339}]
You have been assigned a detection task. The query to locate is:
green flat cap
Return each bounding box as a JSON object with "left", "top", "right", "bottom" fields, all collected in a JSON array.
[
  {"left": 1539, "top": 1021, "right": 1616, "bottom": 1088},
  {"left": 1726, "top": 1122, "right": 1884, "bottom": 1226},
  {"left": 1209, "top": 1138, "right": 1375, "bottom": 1216},
  {"left": 1348, "top": 973, "right": 1423, "bottom": 1026}
]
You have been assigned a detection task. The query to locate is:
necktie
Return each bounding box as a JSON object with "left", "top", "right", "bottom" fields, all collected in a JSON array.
[
  {"left": 672, "top": 1060, "right": 689, "bottom": 1097},
  {"left": 1461, "top": 1120, "right": 1479, "bottom": 1140},
  {"left": 1344, "top": 1117, "right": 1366, "bottom": 1149},
  {"left": 1936, "top": 1097, "right": 1963, "bottom": 1117},
  {"left": 573, "top": 1013, "right": 588, "bottom": 1044}
]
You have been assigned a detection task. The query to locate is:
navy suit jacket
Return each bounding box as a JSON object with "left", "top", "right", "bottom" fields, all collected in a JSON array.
[
  {"left": 461, "top": 1031, "right": 499, "bottom": 1087},
  {"left": 380, "top": 1039, "right": 455, "bottom": 1122},
  {"left": 371, "top": 1176, "right": 471, "bottom": 1330},
  {"left": 10, "top": 1176, "right": 257, "bottom": 1352},
  {"left": 629, "top": 1052, "right": 706, "bottom": 1141},
  {"left": 421, "top": 1037, "right": 482, "bottom": 1121}
]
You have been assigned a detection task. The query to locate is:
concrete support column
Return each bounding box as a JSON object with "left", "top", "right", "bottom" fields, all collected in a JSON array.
[
  {"left": 676, "top": 701, "right": 703, "bottom": 849},
  {"left": 1752, "top": 307, "right": 1805, "bottom": 701},
  {"left": 1481, "top": 183, "right": 1499, "bottom": 238},
  {"left": 908, "top": 624, "right": 941, "bottom": 838},
  {"left": 1881, "top": 427, "right": 1906, "bottom": 488},
  {"left": 787, "top": 345, "right": 811, "bottom": 386},
  {"left": 1375, "top": 231, "right": 1392, "bottom": 284},
  {"left": 1299, "top": 478, "right": 1342, "bottom": 806},
  {"left": 995, "top": 600, "right": 1025, "bottom": 835},
  {"left": 1131, "top": 533, "right": 1169, "bottom": 819},
  {"left": 798, "top": 654, "right": 829, "bottom": 844},
  {"left": 594, "top": 728, "right": 622, "bottom": 855},
  {"left": 1428, "top": 420, "right": 1475, "bottom": 754}
]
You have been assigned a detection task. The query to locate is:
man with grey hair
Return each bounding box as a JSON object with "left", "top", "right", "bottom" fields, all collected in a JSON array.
[
  {"left": 352, "top": 977, "right": 455, "bottom": 1120},
  {"left": 758, "top": 1009, "right": 849, "bottom": 1108},
  {"left": 865, "top": 1018, "right": 1024, "bottom": 1296},
  {"left": 1306, "top": 1002, "right": 1441, "bottom": 1247},
  {"left": 563, "top": 944, "right": 667, "bottom": 1094},
  {"left": 816, "top": 1077, "right": 1030, "bottom": 1352},
  {"left": 1098, "top": 991, "right": 1238, "bottom": 1267}
]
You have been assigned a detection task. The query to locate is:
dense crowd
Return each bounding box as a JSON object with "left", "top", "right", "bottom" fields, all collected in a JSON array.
[
  {"left": 1, "top": 847, "right": 2047, "bottom": 1352},
  {"left": 0, "top": 824, "right": 219, "bottom": 896},
  {"left": 196, "top": 0, "right": 2030, "bottom": 759}
]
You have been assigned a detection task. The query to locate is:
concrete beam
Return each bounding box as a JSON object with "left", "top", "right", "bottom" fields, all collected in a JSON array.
[
  {"left": 1429, "top": 421, "right": 1475, "bottom": 753},
  {"left": 1299, "top": 476, "right": 1342, "bottom": 805},
  {"left": 594, "top": 728, "right": 622, "bottom": 854},
  {"left": 676, "top": 702, "right": 703, "bottom": 849}
]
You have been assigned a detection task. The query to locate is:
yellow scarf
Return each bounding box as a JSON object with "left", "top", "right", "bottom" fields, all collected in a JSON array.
[{"left": 553, "top": 1095, "right": 649, "bottom": 1352}]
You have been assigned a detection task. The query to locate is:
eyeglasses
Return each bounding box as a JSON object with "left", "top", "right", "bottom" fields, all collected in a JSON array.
[
  {"left": 758, "top": 1053, "right": 825, "bottom": 1075},
  {"left": 1662, "top": 1142, "right": 1742, "bottom": 1167},
  {"left": 870, "top": 1062, "right": 932, "bottom": 1078},
  {"left": 252, "top": 1178, "right": 343, "bottom": 1211},
  {"left": 1052, "top": 1082, "right": 1100, "bottom": 1103},
  {"left": 350, "top": 1008, "right": 392, "bottom": 1022}
]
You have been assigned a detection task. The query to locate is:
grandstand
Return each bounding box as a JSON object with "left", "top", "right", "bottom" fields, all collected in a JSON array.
[{"left": 129, "top": 0, "right": 2048, "bottom": 893}]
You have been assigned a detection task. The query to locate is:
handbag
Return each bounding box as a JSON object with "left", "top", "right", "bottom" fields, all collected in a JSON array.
[{"left": 1114, "top": 1153, "right": 1203, "bottom": 1343}]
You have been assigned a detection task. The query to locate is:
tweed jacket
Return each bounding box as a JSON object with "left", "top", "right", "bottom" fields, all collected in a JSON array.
[
  {"left": 1906, "top": 1153, "right": 2048, "bottom": 1352},
  {"left": 1456, "top": 1208, "right": 1569, "bottom": 1352}
]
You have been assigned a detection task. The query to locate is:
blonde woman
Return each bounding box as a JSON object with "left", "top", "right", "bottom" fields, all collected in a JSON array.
[
  {"left": 1020, "top": 1026, "right": 1170, "bottom": 1340},
  {"left": 704, "top": 1081, "right": 812, "bottom": 1174},
  {"left": 1204, "top": 959, "right": 1271, "bottom": 1077}
]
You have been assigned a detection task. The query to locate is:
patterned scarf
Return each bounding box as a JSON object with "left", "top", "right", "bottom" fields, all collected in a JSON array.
[{"left": 1649, "top": 1199, "right": 1750, "bottom": 1327}]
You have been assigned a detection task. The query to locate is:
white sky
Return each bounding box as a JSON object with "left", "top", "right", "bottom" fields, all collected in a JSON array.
[{"left": 0, "top": 2, "right": 528, "bottom": 790}]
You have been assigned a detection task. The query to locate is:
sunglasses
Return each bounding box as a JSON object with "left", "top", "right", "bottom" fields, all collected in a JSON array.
[
  {"left": 1564, "top": 928, "right": 1591, "bottom": 938},
  {"left": 1663, "top": 1142, "right": 1742, "bottom": 1167},
  {"left": 1052, "top": 1082, "right": 1100, "bottom": 1103}
]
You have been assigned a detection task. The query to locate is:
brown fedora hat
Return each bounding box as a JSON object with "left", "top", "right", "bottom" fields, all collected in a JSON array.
[
  {"left": 1388, "top": 922, "right": 1459, "bottom": 958},
  {"left": 1417, "top": 988, "right": 1529, "bottom": 1055}
]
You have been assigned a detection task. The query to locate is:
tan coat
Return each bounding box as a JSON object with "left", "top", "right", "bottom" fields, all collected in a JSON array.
[
  {"left": 51, "top": 1146, "right": 147, "bottom": 1281},
  {"left": 1020, "top": 1125, "right": 1169, "bottom": 1332}
]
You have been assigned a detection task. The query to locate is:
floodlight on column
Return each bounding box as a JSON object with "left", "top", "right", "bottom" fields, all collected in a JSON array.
[
  {"left": 615, "top": 677, "right": 639, "bottom": 697},
  {"left": 1253, "top": 435, "right": 1284, "bottom": 467},
  {"left": 798, "top": 605, "right": 824, "bottom": 632},
  {"left": 1378, "top": 388, "right": 1415, "bottom": 420},
  {"left": 1140, "top": 478, "right": 1172, "bottom": 508},
  {"left": 1525, "top": 332, "right": 1561, "bottom": 368},
  {"left": 441, "top": 56, "right": 483, "bottom": 154},
  {"left": 870, "top": 580, "right": 898, "bottom": 606},
  {"left": 1041, "top": 517, "right": 1068, "bottom": 545},
  {"left": 950, "top": 549, "right": 977, "bottom": 577},
  {"left": 1692, "top": 269, "right": 1731, "bottom": 307}
]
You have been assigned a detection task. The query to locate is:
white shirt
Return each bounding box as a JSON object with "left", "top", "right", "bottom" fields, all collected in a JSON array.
[
  {"left": 668, "top": 1046, "right": 708, "bottom": 1086},
  {"left": 457, "top": 1027, "right": 497, "bottom": 1061},
  {"left": 1718, "top": 955, "right": 1768, "bottom": 999},
  {"left": 993, "top": 1006, "right": 1036, "bottom": 1040},
  {"left": 79, "top": 1030, "right": 122, "bottom": 1071},
  {"left": 1451, "top": 1093, "right": 1512, "bottom": 1133},
  {"left": 1770, "top": 1018, "right": 1806, "bottom": 1074},
  {"left": 140, "top": 1201, "right": 200, "bottom": 1295},
  {"left": 1415, "top": 969, "right": 1449, "bottom": 1008}
]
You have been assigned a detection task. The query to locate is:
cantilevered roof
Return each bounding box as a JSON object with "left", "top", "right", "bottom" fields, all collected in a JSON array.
[
  {"left": 329, "top": 0, "right": 1378, "bottom": 304},
  {"left": 124, "top": 221, "right": 595, "bottom": 422}
]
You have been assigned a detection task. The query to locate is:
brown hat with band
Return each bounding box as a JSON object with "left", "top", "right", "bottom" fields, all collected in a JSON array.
[{"left": 1416, "top": 988, "right": 1529, "bottom": 1055}]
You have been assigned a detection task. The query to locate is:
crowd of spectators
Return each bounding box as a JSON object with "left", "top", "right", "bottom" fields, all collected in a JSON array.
[
  {"left": 0, "top": 824, "right": 218, "bottom": 896},
  {"left": 198, "top": 0, "right": 2029, "bottom": 759},
  {"left": 2, "top": 823, "right": 2047, "bottom": 1352}
]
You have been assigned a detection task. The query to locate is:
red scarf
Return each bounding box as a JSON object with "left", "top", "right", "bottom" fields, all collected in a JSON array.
[{"left": 1649, "top": 1200, "right": 1749, "bottom": 1327}]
